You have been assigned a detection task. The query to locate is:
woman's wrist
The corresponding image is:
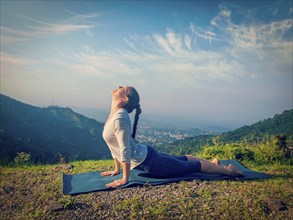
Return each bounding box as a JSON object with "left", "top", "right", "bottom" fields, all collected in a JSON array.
[{"left": 122, "top": 176, "right": 129, "bottom": 181}]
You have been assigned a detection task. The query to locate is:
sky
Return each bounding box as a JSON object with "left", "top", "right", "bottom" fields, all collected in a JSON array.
[{"left": 1, "top": 0, "right": 292, "bottom": 129}]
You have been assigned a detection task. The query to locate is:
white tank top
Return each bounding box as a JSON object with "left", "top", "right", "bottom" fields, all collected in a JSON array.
[{"left": 102, "top": 108, "right": 148, "bottom": 169}]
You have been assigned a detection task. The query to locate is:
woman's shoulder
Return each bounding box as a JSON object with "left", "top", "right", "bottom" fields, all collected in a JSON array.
[{"left": 113, "top": 108, "right": 129, "bottom": 120}]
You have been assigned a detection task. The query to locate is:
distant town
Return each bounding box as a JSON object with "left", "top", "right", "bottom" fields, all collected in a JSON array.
[{"left": 135, "top": 125, "right": 214, "bottom": 146}]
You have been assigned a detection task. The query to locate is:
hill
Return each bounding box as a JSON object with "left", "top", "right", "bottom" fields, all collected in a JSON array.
[
  {"left": 157, "top": 109, "right": 293, "bottom": 155},
  {"left": 221, "top": 109, "right": 293, "bottom": 143},
  {"left": 0, "top": 94, "right": 110, "bottom": 163}
]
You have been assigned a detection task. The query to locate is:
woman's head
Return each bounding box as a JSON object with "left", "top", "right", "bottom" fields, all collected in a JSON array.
[
  {"left": 113, "top": 86, "right": 142, "bottom": 139},
  {"left": 123, "top": 86, "right": 140, "bottom": 114}
]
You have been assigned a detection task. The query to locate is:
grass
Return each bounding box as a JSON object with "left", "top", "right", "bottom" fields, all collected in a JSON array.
[{"left": 0, "top": 159, "right": 292, "bottom": 219}]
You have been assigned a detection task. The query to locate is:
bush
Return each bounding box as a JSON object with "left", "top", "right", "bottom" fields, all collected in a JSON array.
[
  {"left": 198, "top": 138, "right": 288, "bottom": 163},
  {"left": 198, "top": 144, "right": 255, "bottom": 161},
  {"left": 229, "top": 147, "right": 254, "bottom": 161},
  {"left": 197, "top": 145, "right": 225, "bottom": 160},
  {"left": 14, "top": 152, "right": 31, "bottom": 166},
  {"left": 253, "top": 141, "right": 285, "bottom": 163},
  {"left": 200, "top": 144, "right": 254, "bottom": 161}
]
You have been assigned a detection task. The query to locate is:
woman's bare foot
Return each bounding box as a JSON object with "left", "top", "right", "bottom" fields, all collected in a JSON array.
[
  {"left": 226, "top": 164, "right": 244, "bottom": 177},
  {"left": 211, "top": 158, "right": 220, "bottom": 166}
]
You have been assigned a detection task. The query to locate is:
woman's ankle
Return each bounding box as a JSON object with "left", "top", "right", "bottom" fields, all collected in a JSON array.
[
  {"left": 211, "top": 158, "right": 220, "bottom": 165},
  {"left": 226, "top": 164, "right": 244, "bottom": 176}
]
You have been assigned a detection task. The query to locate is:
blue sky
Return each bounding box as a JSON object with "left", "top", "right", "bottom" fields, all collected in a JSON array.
[{"left": 1, "top": 0, "right": 292, "bottom": 128}]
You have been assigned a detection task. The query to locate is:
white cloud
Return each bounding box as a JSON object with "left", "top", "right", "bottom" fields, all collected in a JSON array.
[
  {"left": 229, "top": 19, "right": 293, "bottom": 48},
  {"left": 166, "top": 30, "right": 183, "bottom": 52},
  {"left": 33, "top": 23, "right": 94, "bottom": 35},
  {"left": 0, "top": 52, "right": 37, "bottom": 65},
  {"left": 6, "top": 3, "right": 288, "bottom": 89},
  {"left": 0, "top": 35, "right": 29, "bottom": 44},
  {"left": 63, "top": 10, "right": 103, "bottom": 23},
  {"left": 15, "top": 14, "right": 95, "bottom": 36},
  {"left": 211, "top": 4, "right": 231, "bottom": 27},
  {"left": 124, "top": 38, "right": 137, "bottom": 51},
  {"left": 153, "top": 33, "right": 175, "bottom": 55},
  {"left": 0, "top": 13, "right": 99, "bottom": 45},
  {"left": 60, "top": 8, "right": 291, "bottom": 89},
  {"left": 0, "top": 26, "right": 31, "bottom": 37},
  {"left": 190, "top": 23, "right": 217, "bottom": 45},
  {"left": 219, "top": 4, "right": 232, "bottom": 17},
  {"left": 184, "top": 34, "right": 192, "bottom": 50}
]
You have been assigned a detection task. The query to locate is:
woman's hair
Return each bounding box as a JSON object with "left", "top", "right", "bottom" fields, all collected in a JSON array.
[{"left": 122, "top": 87, "right": 141, "bottom": 139}]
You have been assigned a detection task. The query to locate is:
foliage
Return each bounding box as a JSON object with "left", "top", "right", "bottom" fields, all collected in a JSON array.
[
  {"left": 197, "top": 144, "right": 255, "bottom": 161},
  {"left": 220, "top": 109, "right": 293, "bottom": 143},
  {"left": 197, "top": 137, "right": 290, "bottom": 164},
  {"left": 254, "top": 141, "right": 286, "bottom": 163},
  {"left": 14, "top": 152, "right": 31, "bottom": 166}
]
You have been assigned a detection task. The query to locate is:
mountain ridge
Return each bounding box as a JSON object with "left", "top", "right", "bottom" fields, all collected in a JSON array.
[
  {"left": 0, "top": 94, "right": 110, "bottom": 163},
  {"left": 156, "top": 108, "right": 293, "bottom": 155},
  {"left": 221, "top": 109, "right": 293, "bottom": 143}
]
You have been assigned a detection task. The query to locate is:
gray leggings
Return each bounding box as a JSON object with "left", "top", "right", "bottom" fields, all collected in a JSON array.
[{"left": 138, "top": 146, "right": 201, "bottom": 177}]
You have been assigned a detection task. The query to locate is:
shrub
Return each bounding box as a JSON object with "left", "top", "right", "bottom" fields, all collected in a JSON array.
[
  {"left": 197, "top": 145, "right": 224, "bottom": 160},
  {"left": 198, "top": 139, "right": 288, "bottom": 163},
  {"left": 14, "top": 152, "right": 31, "bottom": 166},
  {"left": 228, "top": 147, "right": 254, "bottom": 161},
  {"left": 198, "top": 144, "right": 254, "bottom": 161},
  {"left": 253, "top": 141, "right": 285, "bottom": 163}
]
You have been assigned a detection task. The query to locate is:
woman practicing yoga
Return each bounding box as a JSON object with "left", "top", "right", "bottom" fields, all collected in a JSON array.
[{"left": 101, "top": 86, "right": 244, "bottom": 188}]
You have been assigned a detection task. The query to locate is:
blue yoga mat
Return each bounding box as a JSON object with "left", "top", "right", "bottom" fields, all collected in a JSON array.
[{"left": 63, "top": 160, "right": 271, "bottom": 195}]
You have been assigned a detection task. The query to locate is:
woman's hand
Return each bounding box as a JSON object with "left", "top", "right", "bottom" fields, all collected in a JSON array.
[
  {"left": 102, "top": 162, "right": 130, "bottom": 188},
  {"left": 106, "top": 179, "right": 128, "bottom": 188},
  {"left": 100, "top": 170, "right": 120, "bottom": 176}
]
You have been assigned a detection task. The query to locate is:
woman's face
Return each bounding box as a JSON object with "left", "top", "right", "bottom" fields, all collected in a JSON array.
[{"left": 112, "top": 85, "right": 129, "bottom": 99}]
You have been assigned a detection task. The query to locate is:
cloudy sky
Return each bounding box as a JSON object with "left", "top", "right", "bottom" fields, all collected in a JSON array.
[{"left": 1, "top": 1, "right": 292, "bottom": 128}]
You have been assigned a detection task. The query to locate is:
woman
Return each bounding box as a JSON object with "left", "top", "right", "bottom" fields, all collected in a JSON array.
[{"left": 101, "top": 86, "right": 244, "bottom": 188}]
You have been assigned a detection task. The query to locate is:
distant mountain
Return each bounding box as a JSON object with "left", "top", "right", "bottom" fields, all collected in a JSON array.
[
  {"left": 221, "top": 109, "right": 293, "bottom": 143},
  {"left": 0, "top": 94, "right": 110, "bottom": 163},
  {"left": 155, "top": 109, "right": 293, "bottom": 155},
  {"left": 202, "top": 126, "right": 232, "bottom": 134}
]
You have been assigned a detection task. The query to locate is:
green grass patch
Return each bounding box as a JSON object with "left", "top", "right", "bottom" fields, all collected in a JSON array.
[{"left": 0, "top": 158, "right": 292, "bottom": 219}]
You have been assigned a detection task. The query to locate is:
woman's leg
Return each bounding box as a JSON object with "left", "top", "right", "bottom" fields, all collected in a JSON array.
[
  {"left": 185, "top": 155, "right": 243, "bottom": 176},
  {"left": 200, "top": 160, "right": 244, "bottom": 176},
  {"left": 139, "top": 147, "right": 201, "bottom": 177},
  {"left": 186, "top": 155, "right": 221, "bottom": 166},
  {"left": 140, "top": 147, "right": 243, "bottom": 177}
]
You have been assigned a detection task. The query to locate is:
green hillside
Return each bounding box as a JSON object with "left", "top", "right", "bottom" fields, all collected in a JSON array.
[
  {"left": 221, "top": 109, "right": 293, "bottom": 143},
  {"left": 156, "top": 109, "right": 293, "bottom": 156},
  {"left": 0, "top": 94, "right": 110, "bottom": 164}
]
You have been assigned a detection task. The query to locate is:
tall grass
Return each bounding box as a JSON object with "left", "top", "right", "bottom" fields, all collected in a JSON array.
[{"left": 197, "top": 140, "right": 291, "bottom": 165}]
